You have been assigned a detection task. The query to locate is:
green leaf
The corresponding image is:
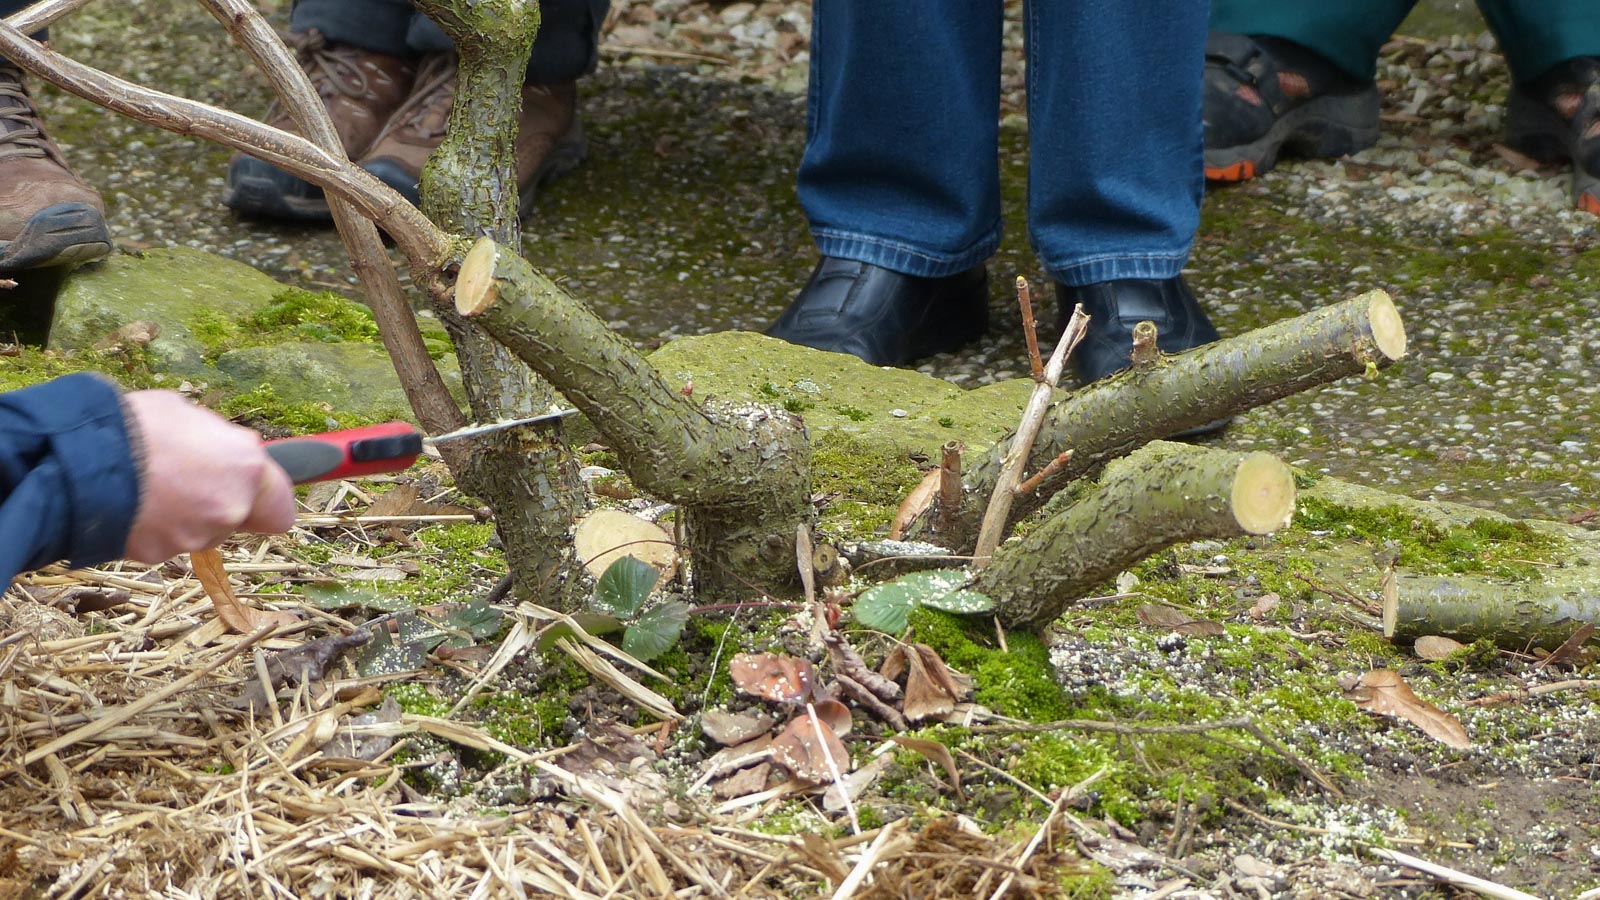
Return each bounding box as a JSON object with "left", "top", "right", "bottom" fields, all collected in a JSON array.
[
  {"left": 302, "top": 583, "right": 414, "bottom": 612},
  {"left": 536, "top": 612, "right": 624, "bottom": 653},
  {"left": 622, "top": 601, "right": 690, "bottom": 662},
  {"left": 444, "top": 599, "right": 503, "bottom": 644},
  {"left": 923, "top": 589, "right": 994, "bottom": 615},
  {"left": 592, "top": 555, "right": 660, "bottom": 619},
  {"left": 854, "top": 570, "right": 983, "bottom": 633},
  {"left": 354, "top": 626, "right": 428, "bottom": 677}
]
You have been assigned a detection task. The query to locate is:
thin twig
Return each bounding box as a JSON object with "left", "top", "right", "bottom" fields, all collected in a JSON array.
[
  {"left": 1014, "top": 449, "right": 1074, "bottom": 498},
  {"left": 1017, "top": 276, "right": 1044, "bottom": 383},
  {"left": 1366, "top": 846, "right": 1543, "bottom": 900},
  {"left": 972, "top": 303, "right": 1090, "bottom": 564},
  {"left": 5, "top": 0, "right": 94, "bottom": 33}
]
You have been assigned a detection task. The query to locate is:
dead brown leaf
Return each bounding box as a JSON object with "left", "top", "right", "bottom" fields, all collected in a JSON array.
[
  {"left": 1247, "top": 592, "right": 1281, "bottom": 621},
  {"left": 1136, "top": 603, "right": 1224, "bottom": 636},
  {"left": 889, "top": 644, "right": 963, "bottom": 723},
  {"left": 92, "top": 320, "right": 160, "bottom": 352},
  {"left": 888, "top": 734, "right": 964, "bottom": 799},
  {"left": 1413, "top": 635, "right": 1463, "bottom": 661},
  {"left": 1340, "top": 669, "right": 1470, "bottom": 749},
  {"left": 191, "top": 549, "right": 298, "bottom": 634},
  {"left": 1490, "top": 142, "right": 1544, "bottom": 172},
  {"left": 770, "top": 708, "right": 851, "bottom": 784},
  {"left": 1536, "top": 623, "right": 1595, "bottom": 670},
  {"left": 700, "top": 709, "right": 774, "bottom": 747},
  {"left": 712, "top": 761, "right": 773, "bottom": 800},
  {"left": 729, "top": 652, "right": 814, "bottom": 704}
]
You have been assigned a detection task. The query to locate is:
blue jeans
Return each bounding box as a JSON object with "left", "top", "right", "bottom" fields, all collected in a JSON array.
[
  {"left": 290, "top": 0, "right": 607, "bottom": 84},
  {"left": 798, "top": 0, "right": 1208, "bottom": 286}
]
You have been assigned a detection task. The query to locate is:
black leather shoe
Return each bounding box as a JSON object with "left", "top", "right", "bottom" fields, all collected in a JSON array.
[
  {"left": 1061, "top": 276, "right": 1219, "bottom": 382},
  {"left": 1062, "top": 276, "right": 1227, "bottom": 435},
  {"left": 766, "top": 257, "right": 989, "bottom": 366}
]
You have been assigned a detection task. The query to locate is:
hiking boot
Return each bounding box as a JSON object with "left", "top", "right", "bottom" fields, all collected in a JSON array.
[
  {"left": 0, "top": 63, "right": 110, "bottom": 273},
  {"left": 1203, "top": 33, "right": 1381, "bottom": 182},
  {"left": 1507, "top": 56, "right": 1600, "bottom": 215},
  {"left": 224, "top": 29, "right": 417, "bottom": 222},
  {"left": 360, "top": 53, "right": 586, "bottom": 217}
]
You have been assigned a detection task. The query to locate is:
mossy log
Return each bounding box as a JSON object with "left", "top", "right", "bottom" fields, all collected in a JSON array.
[
  {"left": 978, "top": 443, "right": 1295, "bottom": 630},
  {"left": 914, "top": 290, "right": 1406, "bottom": 550},
  {"left": 1384, "top": 576, "right": 1600, "bottom": 651},
  {"left": 455, "top": 238, "right": 812, "bottom": 594}
]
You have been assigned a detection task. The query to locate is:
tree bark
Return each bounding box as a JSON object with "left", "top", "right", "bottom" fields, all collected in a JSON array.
[
  {"left": 978, "top": 443, "right": 1295, "bottom": 630},
  {"left": 913, "top": 290, "right": 1406, "bottom": 551},
  {"left": 455, "top": 238, "right": 812, "bottom": 593},
  {"left": 412, "top": 0, "right": 591, "bottom": 606},
  {"left": 1384, "top": 576, "right": 1600, "bottom": 652}
]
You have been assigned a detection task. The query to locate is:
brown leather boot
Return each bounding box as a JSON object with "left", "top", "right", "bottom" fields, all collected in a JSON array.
[
  {"left": 224, "top": 29, "right": 416, "bottom": 222},
  {"left": 361, "top": 53, "right": 586, "bottom": 218},
  {"left": 0, "top": 63, "right": 110, "bottom": 273}
]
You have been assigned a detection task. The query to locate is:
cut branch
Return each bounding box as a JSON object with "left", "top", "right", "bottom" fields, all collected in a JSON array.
[
  {"left": 456, "top": 238, "right": 812, "bottom": 592},
  {"left": 1383, "top": 575, "right": 1600, "bottom": 652},
  {"left": 977, "top": 443, "right": 1295, "bottom": 630},
  {"left": 914, "top": 289, "right": 1406, "bottom": 550}
]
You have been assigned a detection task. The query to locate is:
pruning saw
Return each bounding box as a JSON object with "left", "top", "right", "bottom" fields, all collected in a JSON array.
[{"left": 263, "top": 408, "right": 578, "bottom": 485}]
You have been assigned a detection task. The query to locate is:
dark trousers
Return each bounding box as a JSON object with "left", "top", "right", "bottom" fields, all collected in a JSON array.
[
  {"left": 0, "top": 0, "right": 609, "bottom": 85},
  {"left": 290, "top": 0, "right": 608, "bottom": 85},
  {"left": 1211, "top": 0, "right": 1600, "bottom": 82}
]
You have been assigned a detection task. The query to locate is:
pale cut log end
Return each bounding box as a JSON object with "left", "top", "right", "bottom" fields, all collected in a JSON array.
[
  {"left": 1230, "top": 452, "right": 1296, "bottom": 535},
  {"left": 1364, "top": 290, "right": 1407, "bottom": 361},
  {"left": 1381, "top": 576, "right": 1399, "bottom": 640},
  {"left": 455, "top": 237, "right": 500, "bottom": 316}
]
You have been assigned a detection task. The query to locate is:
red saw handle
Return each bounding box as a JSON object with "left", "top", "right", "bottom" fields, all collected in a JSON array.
[{"left": 264, "top": 421, "right": 424, "bottom": 484}]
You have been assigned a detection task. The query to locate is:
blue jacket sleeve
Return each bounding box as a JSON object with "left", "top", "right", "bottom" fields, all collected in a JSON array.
[{"left": 0, "top": 373, "right": 143, "bottom": 585}]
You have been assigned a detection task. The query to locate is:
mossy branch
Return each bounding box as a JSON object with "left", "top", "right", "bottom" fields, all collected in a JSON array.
[
  {"left": 456, "top": 238, "right": 812, "bottom": 592},
  {"left": 976, "top": 443, "right": 1295, "bottom": 631},
  {"left": 913, "top": 290, "right": 1406, "bottom": 550}
]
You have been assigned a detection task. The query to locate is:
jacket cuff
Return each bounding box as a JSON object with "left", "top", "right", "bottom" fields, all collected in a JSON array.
[{"left": 44, "top": 374, "right": 142, "bottom": 566}]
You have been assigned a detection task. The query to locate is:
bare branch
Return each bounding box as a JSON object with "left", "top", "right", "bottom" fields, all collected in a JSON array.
[
  {"left": 194, "top": 0, "right": 465, "bottom": 435},
  {"left": 0, "top": 21, "right": 450, "bottom": 267},
  {"left": 7, "top": 0, "right": 95, "bottom": 34}
]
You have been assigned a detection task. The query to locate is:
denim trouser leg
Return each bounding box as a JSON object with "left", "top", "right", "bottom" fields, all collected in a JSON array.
[
  {"left": 292, "top": 0, "right": 607, "bottom": 84},
  {"left": 798, "top": 0, "right": 1005, "bottom": 278},
  {"left": 1030, "top": 0, "right": 1208, "bottom": 286}
]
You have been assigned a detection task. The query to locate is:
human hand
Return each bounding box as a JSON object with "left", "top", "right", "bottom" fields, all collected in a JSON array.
[{"left": 121, "top": 390, "right": 297, "bottom": 563}]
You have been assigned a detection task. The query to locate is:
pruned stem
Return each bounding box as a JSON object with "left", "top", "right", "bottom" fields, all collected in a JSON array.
[
  {"left": 915, "top": 289, "right": 1407, "bottom": 550},
  {"left": 936, "top": 441, "right": 963, "bottom": 535},
  {"left": 979, "top": 443, "right": 1295, "bottom": 630},
  {"left": 971, "top": 304, "right": 1088, "bottom": 564}
]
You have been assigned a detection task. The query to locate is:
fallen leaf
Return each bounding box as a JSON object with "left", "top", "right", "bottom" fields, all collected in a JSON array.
[
  {"left": 770, "top": 709, "right": 851, "bottom": 784},
  {"left": 887, "top": 643, "right": 963, "bottom": 722},
  {"left": 342, "top": 567, "right": 410, "bottom": 582},
  {"left": 809, "top": 698, "right": 853, "bottom": 737},
  {"left": 319, "top": 695, "right": 401, "bottom": 761},
  {"left": 823, "top": 753, "right": 889, "bottom": 812},
  {"left": 888, "top": 734, "right": 964, "bottom": 799},
  {"left": 1247, "top": 593, "right": 1281, "bottom": 621},
  {"left": 1413, "top": 635, "right": 1463, "bottom": 661},
  {"left": 1136, "top": 603, "right": 1225, "bottom": 636},
  {"left": 234, "top": 629, "right": 372, "bottom": 710},
  {"left": 729, "top": 652, "right": 814, "bottom": 703},
  {"left": 1536, "top": 623, "right": 1595, "bottom": 670},
  {"left": 700, "top": 709, "right": 774, "bottom": 747},
  {"left": 191, "top": 549, "right": 298, "bottom": 634},
  {"left": 365, "top": 483, "right": 474, "bottom": 519},
  {"left": 1339, "top": 669, "right": 1470, "bottom": 749},
  {"left": 1491, "top": 142, "right": 1544, "bottom": 172},
  {"left": 92, "top": 320, "right": 160, "bottom": 351},
  {"left": 712, "top": 761, "right": 773, "bottom": 800}
]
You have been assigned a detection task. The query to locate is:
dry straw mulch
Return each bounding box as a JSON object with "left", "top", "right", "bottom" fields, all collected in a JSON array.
[{"left": 1, "top": 541, "right": 1079, "bottom": 899}]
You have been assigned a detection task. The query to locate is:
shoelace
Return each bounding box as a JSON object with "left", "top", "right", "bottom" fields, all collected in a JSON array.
[
  {"left": 382, "top": 54, "right": 458, "bottom": 142},
  {"left": 0, "top": 65, "right": 53, "bottom": 163},
  {"left": 288, "top": 29, "right": 372, "bottom": 101}
]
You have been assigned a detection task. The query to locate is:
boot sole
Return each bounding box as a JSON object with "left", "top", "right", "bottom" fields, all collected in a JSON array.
[
  {"left": 0, "top": 202, "right": 112, "bottom": 273},
  {"left": 1205, "top": 87, "right": 1381, "bottom": 182},
  {"left": 1505, "top": 87, "right": 1600, "bottom": 215},
  {"left": 223, "top": 174, "right": 334, "bottom": 223}
]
